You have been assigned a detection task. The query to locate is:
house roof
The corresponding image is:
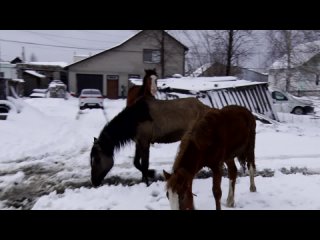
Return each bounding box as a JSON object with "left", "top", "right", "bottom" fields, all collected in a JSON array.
[
  {"left": 64, "top": 30, "right": 189, "bottom": 69},
  {"left": 24, "top": 70, "right": 46, "bottom": 78},
  {"left": 269, "top": 40, "right": 320, "bottom": 70},
  {"left": 28, "top": 62, "right": 68, "bottom": 68}
]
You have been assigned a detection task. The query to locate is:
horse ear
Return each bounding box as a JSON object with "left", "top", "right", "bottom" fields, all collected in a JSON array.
[
  {"left": 163, "top": 170, "right": 171, "bottom": 180},
  {"left": 94, "top": 137, "right": 98, "bottom": 143}
]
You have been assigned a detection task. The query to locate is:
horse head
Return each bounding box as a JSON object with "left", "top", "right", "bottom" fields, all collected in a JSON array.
[
  {"left": 163, "top": 169, "right": 195, "bottom": 210},
  {"left": 90, "top": 137, "right": 114, "bottom": 187},
  {"left": 144, "top": 69, "right": 158, "bottom": 96}
]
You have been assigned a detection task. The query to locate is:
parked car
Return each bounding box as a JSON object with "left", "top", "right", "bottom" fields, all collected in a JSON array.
[
  {"left": 79, "top": 89, "right": 104, "bottom": 110},
  {"left": 269, "top": 88, "right": 315, "bottom": 115},
  {"left": 29, "top": 89, "right": 48, "bottom": 98}
]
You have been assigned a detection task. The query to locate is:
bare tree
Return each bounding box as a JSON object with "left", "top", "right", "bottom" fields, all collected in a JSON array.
[
  {"left": 182, "top": 30, "right": 254, "bottom": 76},
  {"left": 266, "top": 30, "right": 320, "bottom": 92}
]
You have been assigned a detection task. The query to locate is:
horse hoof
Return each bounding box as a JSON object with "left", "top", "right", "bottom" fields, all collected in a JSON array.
[
  {"left": 142, "top": 177, "right": 150, "bottom": 187},
  {"left": 148, "top": 169, "right": 156, "bottom": 178},
  {"left": 226, "top": 200, "right": 235, "bottom": 208},
  {"left": 250, "top": 185, "right": 257, "bottom": 192}
]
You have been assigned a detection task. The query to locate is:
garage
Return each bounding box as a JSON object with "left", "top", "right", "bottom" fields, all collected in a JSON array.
[{"left": 76, "top": 74, "right": 103, "bottom": 95}]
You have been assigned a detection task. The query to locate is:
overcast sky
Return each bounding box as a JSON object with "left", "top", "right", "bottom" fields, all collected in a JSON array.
[{"left": 0, "top": 30, "right": 268, "bottom": 69}]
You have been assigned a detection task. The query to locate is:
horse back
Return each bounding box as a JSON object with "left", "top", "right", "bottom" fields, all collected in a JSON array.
[
  {"left": 192, "top": 105, "right": 256, "bottom": 164},
  {"left": 145, "top": 98, "right": 210, "bottom": 143}
]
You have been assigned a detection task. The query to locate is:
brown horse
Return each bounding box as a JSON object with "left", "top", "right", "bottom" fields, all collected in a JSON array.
[
  {"left": 90, "top": 96, "right": 210, "bottom": 187},
  {"left": 126, "top": 69, "right": 158, "bottom": 107},
  {"left": 163, "top": 105, "right": 257, "bottom": 210}
]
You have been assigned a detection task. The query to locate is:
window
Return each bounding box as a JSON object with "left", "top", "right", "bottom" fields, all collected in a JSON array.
[
  {"left": 143, "top": 49, "right": 161, "bottom": 63},
  {"left": 128, "top": 74, "right": 140, "bottom": 79},
  {"left": 272, "top": 91, "right": 288, "bottom": 101},
  {"left": 0, "top": 72, "right": 4, "bottom": 78}
]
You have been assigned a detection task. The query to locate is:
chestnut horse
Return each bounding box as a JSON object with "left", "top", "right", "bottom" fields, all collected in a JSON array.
[
  {"left": 90, "top": 97, "right": 210, "bottom": 187},
  {"left": 126, "top": 69, "right": 158, "bottom": 107},
  {"left": 163, "top": 105, "right": 257, "bottom": 210}
]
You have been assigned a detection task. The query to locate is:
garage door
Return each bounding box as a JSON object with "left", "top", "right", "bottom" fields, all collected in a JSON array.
[{"left": 76, "top": 74, "right": 103, "bottom": 95}]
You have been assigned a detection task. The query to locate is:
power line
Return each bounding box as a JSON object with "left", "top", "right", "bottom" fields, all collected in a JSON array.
[
  {"left": 0, "top": 38, "right": 106, "bottom": 51},
  {"left": 21, "top": 30, "right": 121, "bottom": 44}
]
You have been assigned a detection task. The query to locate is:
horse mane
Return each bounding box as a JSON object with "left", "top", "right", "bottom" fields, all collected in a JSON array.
[{"left": 98, "top": 98, "right": 153, "bottom": 155}]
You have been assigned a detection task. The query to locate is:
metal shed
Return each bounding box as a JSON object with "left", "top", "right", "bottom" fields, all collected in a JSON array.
[{"left": 156, "top": 76, "right": 279, "bottom": 121}]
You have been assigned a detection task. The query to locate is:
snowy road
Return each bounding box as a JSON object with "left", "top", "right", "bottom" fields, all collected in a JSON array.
[{"left": 1, "top": 97, "right": 320, "bottom": 210}]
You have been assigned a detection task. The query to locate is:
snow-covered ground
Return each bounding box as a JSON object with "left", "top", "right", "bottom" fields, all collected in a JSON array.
[{"left": 1, "top": 96, "right": 320, "bottom": 210}]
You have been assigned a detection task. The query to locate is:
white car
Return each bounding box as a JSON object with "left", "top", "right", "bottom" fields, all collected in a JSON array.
[
  {"left": 269, "top": 88, "right": 314, "bottom": 115},
  {"left": 79, "top": 89, "right": 104, "bottom": 110}
]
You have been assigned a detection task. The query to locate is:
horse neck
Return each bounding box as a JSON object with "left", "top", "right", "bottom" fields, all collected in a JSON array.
[
  {"left": 141, "top": 76, "right": 154, "bottom": 97},
  {"left": 173, "top": 140, "right": 201, "bottom": 180}
]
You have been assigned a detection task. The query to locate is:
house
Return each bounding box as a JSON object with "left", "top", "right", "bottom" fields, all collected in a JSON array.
[
  {"left": 65, "top": 30, "right": 189, "bottom": 99},
  {"left": 190, "top": 62, "right": 241, "bottom": 77},
  {"left": 16, "top": 62, "right": 68, "bottom": 96},
  {"left": 268, "top": 41, "right": 320, "bottom": 96},
  {"left": 236, "top": 68, "right": 268, "bottom": 82},
  {"left": 191, "top": 62, "right": 268, "bottom": 82},
  {"left": 0, "top": 59, "right": 24, "bottom": 97}
]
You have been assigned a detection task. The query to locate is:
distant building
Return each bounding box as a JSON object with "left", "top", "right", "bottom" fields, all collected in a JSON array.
[
  {"left": 0, "top": 59, "right": 24, "bottom": 97},
  {"left": 268, "top": 40, "right": 320, "bottom": 96},
  {"left": 65, "top": 30, "right": 188, "bottom": 99},
  {"left": 16, "top": 62, "right": 68, "bottom": 96},
  {"left": 190, "top": 62, "right": 268, "bottom": 82}
]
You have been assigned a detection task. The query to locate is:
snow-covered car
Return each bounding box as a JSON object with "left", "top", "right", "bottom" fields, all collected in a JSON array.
[
  {"left": 29, "top": 89, "right": 48, "bottom": 98},
  {"left": 79, "top": 89, "right": 104, "bottom": 110},
  {"left": 48, "top": 80, "right": 67, "bottom": 98},
  {"left": 269, "top": 88, "right": 315, "bottom": 115}
]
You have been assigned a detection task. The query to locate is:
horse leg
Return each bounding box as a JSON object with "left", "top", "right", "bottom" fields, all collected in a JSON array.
[
  {"left": 138, "top": 142, "right": 152, "bottom": 186},
  {"left": 225, "top": 159, "right": 237, "bottom": 208},
  {"left": 249, "top": 162, "right": 257, "bottom": 192},
  {"left": 133, "top": 143, "right": 142, "bottom": 172},
  {"left": 247, "top": 151, "right": 257, "bottom": 192},
  {"left": 211, "top": 164, "right": 222, "bottom": 210}
]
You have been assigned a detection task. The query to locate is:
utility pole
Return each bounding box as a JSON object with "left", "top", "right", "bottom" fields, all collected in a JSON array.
[
  {"left": 160, "top": 30, "right": 165, "bottom": 78},
  {"left": 22, "top": 46, "right": 26, "bottom": 62}
]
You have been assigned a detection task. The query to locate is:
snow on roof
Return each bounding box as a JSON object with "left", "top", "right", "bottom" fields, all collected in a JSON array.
[
  {"left": 270, "top": 40, "right": 320, "bottom": 70},
  {"left": 158, "top": 76, "right": 265, "bottom": 91},
  {"left": 29, "top": 62, "right": 69, "bottom": 68},
  {"left": 189, "top": 63, "right": 212, "bottom": 77},
  {"left": 11, "top": 78, "right": 25, "bottom": 83},
  {"left": 130, "top": 76, "right": 264, "bottom": 92},
  {"left": 24, "top": 70, "right": 45, "bottom": 78}
]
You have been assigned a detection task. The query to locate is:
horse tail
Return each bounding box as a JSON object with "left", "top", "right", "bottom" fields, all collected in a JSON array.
[{"left": 238, "top": 111, "right": 256, "bottom": 172}]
